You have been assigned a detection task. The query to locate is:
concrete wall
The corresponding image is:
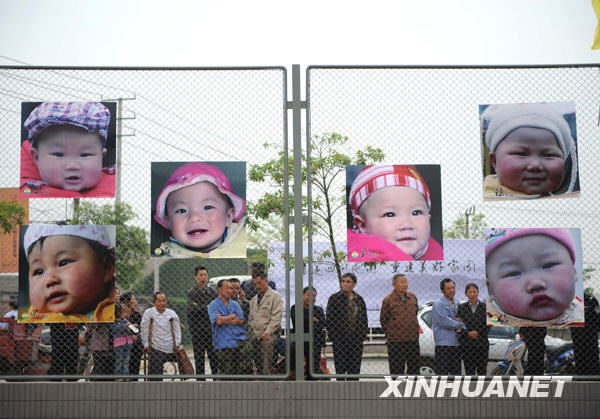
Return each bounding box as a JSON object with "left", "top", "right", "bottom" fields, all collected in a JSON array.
[{"left": 1, "top": 380, "right": 599, "bottom": 418}]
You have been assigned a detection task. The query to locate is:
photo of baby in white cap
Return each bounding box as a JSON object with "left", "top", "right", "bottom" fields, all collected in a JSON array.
[
  {"left": 151, "top": 161, "right": 247, "bottom": 259},
  {"left": 479, "top": 102, "right": 579, "bottom": 200},
  {"left": 18, "top": 224, "right": 117, "bottom": 323},
  {"left": 20, "top": 101, "right": 117, "bottom": 198}
]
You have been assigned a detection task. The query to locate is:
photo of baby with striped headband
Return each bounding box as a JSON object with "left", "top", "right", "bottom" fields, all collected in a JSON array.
[{"left": 346, "top": 164, "right": 444, "bottom": 262}]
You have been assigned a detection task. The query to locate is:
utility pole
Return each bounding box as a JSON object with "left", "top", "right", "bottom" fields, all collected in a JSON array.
[
  {"left": 100, "top": 96, "right": 136, "bottom": 203},
  {"left": 465, "top": 206, "right": 475, "bottom": 239}
]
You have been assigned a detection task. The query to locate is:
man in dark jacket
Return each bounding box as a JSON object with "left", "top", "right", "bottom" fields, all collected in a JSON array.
[
  {"left": 326, "top": 272, "right": 368, "bottom": 381},
  {"left": 457, "top": 283, "right": 489, "bottom": 375},
  {"left": 570, "top": 292, "right": 600, "bottom": 375},
  {"left": 187, "top": 265, "right": 217, "bottom": 378}
]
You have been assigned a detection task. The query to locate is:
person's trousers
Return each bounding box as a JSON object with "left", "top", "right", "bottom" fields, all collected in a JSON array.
[
  {"left": 460, "top": 343, "right": 489, "bottom": 375},
  {"left": 435, "top": 345, "right": 461, "bottom": 375},
  {"left": 48, "top": 340, "right": 79, "bottom": 377},
  {"left": 252, "top": 334, "right": 279, "bottom": 375},
  {"left": 114, "top": 344, "right": 132, "bottom": 375},
  {"left": 332, "top": 333, "right": 364, "bottom": 380},
  {"left": 191, "top": 332, "right": 217, "bottom": 378},
  {"left": 128, "top": 343, "right": 143, "bottom": 377},
  {"left": 148, "top": 349, "right": 176, "bottom": 380},
  {"left": 387, "top": 340, "right": 420, "bottom": 375},
  {"left": 215, "top": 346, "right": 241, "bottom": 375},
  {"left": 92, "top": 349, "right": 115, "bottom": 381},
  {"left": 522, "top": 327, "right": 546, "bottom": 376}
]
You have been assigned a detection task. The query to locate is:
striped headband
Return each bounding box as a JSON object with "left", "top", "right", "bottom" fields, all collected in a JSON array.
[{"left": 349, "top": 165, "right": 431, "bottom": 218}]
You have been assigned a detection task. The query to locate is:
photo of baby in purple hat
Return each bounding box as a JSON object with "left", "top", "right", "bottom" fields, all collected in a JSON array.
[
  {"left": 20, "top": 101, "right": 117, "bottom": 198},
  {"left": 485, "top": 227, "right": 584, "bottom": 327},
  {"left": 151, "top": 161, "right": 246, "bottom": 258},
  {"left": 479, "top": 102, "right": 580, "bottom": 200}
]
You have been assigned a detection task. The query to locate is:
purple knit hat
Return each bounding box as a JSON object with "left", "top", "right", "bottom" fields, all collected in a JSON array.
[
  {"left": 154, "top": 162, "right": 245, "bottom": 229},
  {"left": 485, "top": 228, "right": 576, "bottom": 262},
  {"left": 24, "top": 102, "right": 111, "bottom": 146}
]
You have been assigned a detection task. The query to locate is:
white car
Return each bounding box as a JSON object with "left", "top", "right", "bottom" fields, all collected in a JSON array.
[{"left": 416, "top": 303, "right": 569, "bottom": 375}]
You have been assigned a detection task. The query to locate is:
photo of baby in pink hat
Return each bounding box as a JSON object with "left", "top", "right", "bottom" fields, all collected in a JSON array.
[
  {"left": 346, "top": 164, "right": 444, "bottom": 262},
  {"left": 151, "top": 161, "right": 246, "bottom": 258},
  {"left": 18, "top": 224, "right": 117, "bottom": 323},
  {"left": 20, "top": 101, "right": 117, "bottom": 198},
  {"left": 485, "top": 227, "right": 584, "bottom": 327},
  {"left": 480, "top": 102, "right": 580, "bottom": 200}
]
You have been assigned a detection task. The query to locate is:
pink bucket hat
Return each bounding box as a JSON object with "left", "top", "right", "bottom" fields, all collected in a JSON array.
[
  {"left": 485, "top": 228, "right": 576, "bottom": 262},
  {"left": 24, "top": 225, "right": 115, "bottom": 259},
  {"left": 154, "top": 162, "right": 245, "bottom": 229},
  {"left": 24, "top": 102, "right": 111, "bottom": 146},
  {"left": 349, "top": 164, "right": 431, "bottom": 218}
]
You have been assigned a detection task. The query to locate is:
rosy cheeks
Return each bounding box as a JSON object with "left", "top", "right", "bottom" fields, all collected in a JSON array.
[
  {"left": 165, "top": 182, "right": 234, "bottom": 252},
  {"left": 357, "top": 186, "right": 431, "bottom": 258},
  {"left": 27, "top": 235, "right": 112, "bottom": 315},
  {"left": 32, "top": 130, "right": 105, "bottom": 192},
  {"left": 486, "top": 235, "right": 576, "bottom": 321},
  {"left": 491, "top": 127, "right": 565, "bottom": 195}
]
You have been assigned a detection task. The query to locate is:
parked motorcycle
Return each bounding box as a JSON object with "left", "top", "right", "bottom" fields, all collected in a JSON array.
[
  {"left": 492, "top": 338, "right": 526, "bottom": 376},
  {"left": 545, "top": 342, "right": 575, "bottom": 375}
]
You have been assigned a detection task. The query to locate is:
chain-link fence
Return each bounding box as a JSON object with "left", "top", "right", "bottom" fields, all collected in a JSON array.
[
  {"left": 305, "top": 65, "right": 600, "bottom": 379},
  {"left": 0, "top": 65, "right": 599, "bottom": 381},
  {"left": 0, "top": 66, "right": 290, "bottom": 380}
]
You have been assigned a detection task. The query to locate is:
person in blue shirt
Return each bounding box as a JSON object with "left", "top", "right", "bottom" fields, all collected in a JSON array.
[
  {"left": 432, "top": 278, "right": 466, "bottom": 375},
  {"left": 208, "top": 279, "right": 245, "bottom": 375}
]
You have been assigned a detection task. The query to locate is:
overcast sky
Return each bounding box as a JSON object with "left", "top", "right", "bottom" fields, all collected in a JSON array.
[{"left": 0, "top": 0, "right": 598, "bottom": 66}]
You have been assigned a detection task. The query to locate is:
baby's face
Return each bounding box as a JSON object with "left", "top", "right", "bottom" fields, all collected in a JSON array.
[
  {"left": 355, "top": 186, "right": 431, "bottom": 257},
  {"left": 31, "top": 126, "right": 106, "bottom": 192},
  {"left": 28, "top": 235, "right": 114, "bottom": 315},
  {"left": 486, "top": 234, "right": 576, "bottom": 321},
  {"left": 490, "top": 127, "right": 564, "bottom": 195},
  {"left": 165, "top": 181, "right": 235, "bottom": 252}
]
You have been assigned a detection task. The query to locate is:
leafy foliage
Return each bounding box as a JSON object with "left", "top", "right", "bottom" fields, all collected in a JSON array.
[
  {"left": 70, "top": 202, "right": 149, "bottom": 291},
  {"left": 249, "top": 132, "right": 384, "bottom": 280},
  {"left": 444, "top": 211, "right": 487, "bottom": 239},
  {"left": 0, "top": 201, "right": 25, "bottom": 234}
]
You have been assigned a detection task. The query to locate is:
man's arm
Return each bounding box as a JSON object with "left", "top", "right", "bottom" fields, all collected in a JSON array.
[
  {"left": 264, "top": 292, "right": 283, "bottom": 336},
  {"left": 140, "top": 310, "right": 150, "bottom": 348},
  {"left": 380, "top": 296, "right": 390, "bottom": 333},
  {"left": 172, "top": 313, "right": 182, "bottom": 348},
  {"left": 432, "top": 302, "right": 465, "bottom": 330}
]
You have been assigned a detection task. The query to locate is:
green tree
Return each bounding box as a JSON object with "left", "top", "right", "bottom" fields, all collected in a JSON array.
[
  {"left": 70, "top": 202, "right": 149, "bottom": 291},
  {"left": 0, "top": 201, "right": 25, "bottom": 234},
  {"left": 249, "top": 132, "right": 384, "bottom": 281},
  {"left": 444, "top": 211, "right": 487, "bottom": 239},
  {"left": 583, "top": 266, "right": 596, "bottom": 295}
]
